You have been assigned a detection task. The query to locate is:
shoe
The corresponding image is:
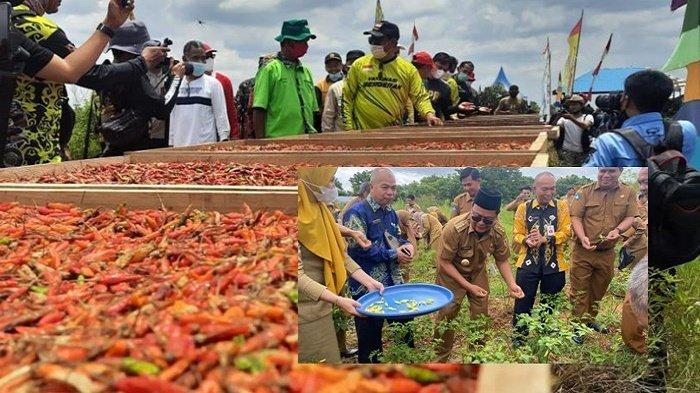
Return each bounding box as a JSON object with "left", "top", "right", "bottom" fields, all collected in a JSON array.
[
  {"left": 586, "top": 322, "right": 609, "bottom": 334},
  {"left": 340, "top": 348, "right": 358, "bottom": 358},
  {"left": 572, "top": 334, "right": 584, "bottom": 345},
  {"left": 512, "top": 337, "right": 526, "bottom": 348}
]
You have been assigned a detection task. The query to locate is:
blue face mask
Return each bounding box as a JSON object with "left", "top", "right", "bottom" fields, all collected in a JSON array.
[{"left": 189, "top": 62, "right": 207, "bottom": 77}]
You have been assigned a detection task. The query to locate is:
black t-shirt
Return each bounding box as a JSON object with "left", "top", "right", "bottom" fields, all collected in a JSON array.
[
  {"left": 10, "top": 29, "right": 53, "bottom": 77},
  {"left": 423, "top": 78, "right": 453, "bottom": 120}
]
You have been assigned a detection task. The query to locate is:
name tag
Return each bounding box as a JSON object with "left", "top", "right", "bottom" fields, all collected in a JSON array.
[
  {"left": 545, "top": 224, "right": 555, "bottom": 237},
  {"left": 372, "top": 219, "right": 382, "bottom": 225}
]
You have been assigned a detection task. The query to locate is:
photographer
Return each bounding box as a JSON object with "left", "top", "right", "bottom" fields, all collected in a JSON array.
[
  {"left": 555, "top": 94, "right": 593, "bottom": 166},
  {"left": 91, "top": 21, "right": 183, "bottom": 156},
  {"left": 584, "top": 70, "right": 697, "bottom": 167},
  {"left": 1, "top": 0, "right": 135, "bottom": 166},
  {"left": 8, "top": 0, "right": 167, "bottom": 164}
]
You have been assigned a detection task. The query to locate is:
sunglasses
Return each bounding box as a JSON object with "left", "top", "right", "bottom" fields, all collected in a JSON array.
[{"left": 471, "top": 213, "right": 495, "bottom": 226}]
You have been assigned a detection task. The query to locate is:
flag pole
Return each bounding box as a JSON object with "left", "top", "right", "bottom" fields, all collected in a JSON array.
[{"left": 546, "top": 37, "right": 552, "bottom": 121}]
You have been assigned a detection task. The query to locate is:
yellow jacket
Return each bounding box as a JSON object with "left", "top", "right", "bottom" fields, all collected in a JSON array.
[{"left": 513, "top": 199, "right": 572, "bottom": 272}]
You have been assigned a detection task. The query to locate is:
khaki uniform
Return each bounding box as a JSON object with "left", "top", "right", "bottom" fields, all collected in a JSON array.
[
  {"left": 298, "top": 244, "right": 361, "bottom": 363},
  {"left": 569, "top": 182, "right": 638, "bottom": 322},
  {"left": 621, "top": 292, "right": 646, "bottom": 353},
  {"left": 434, "top": 213, "right": 510, "bottom": 361},
  {"left": 621, "top": 200, "right": 648, "bottom": 269},
  {"left": 397, "top": 210, "right": 418, "bottom": 283},
  {"left": 406, "top": 202, "right": 422, "bottom": 214},
  {"left": 451, "top": 192, "right": 474, "bottom": 218},
  {"left": 420, "top": 213, "right": 444, "bottom": 253}
]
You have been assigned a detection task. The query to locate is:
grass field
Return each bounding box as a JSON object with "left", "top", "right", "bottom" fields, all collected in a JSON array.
[{"left": 339, "top": 202, "right": 648, "bottom": 370}]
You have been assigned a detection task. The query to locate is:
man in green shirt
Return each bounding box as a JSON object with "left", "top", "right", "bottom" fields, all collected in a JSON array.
[
  {"left": 253, "top": 19, "right": 318, "bottom": 138},
  {"left": 342, "top": 21, "right": 443, "bottom": 131}
]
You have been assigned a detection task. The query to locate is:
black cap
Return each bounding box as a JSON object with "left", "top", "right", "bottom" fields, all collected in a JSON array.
[
  {"left": 346, "top": 50, "right": 366, "bottom": 62},
  {"left": 108, "top": 21, "right": 152, "bottom": 55},
  {"left": 474, "top": 188, "right": 502, "bottom": 212},
  {"left": 325, "top": 52, "right": 342, "bottom": 64},
  {"left": 363, "top": 21, "right": 400, "bottom": 41}
]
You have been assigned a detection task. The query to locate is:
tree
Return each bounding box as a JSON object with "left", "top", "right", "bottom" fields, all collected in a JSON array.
[
  {"left": 68, "top": 97, "right": 104, "bottom": 160},
  {"left": 476, "top": 84, "right": 507, "bottom": 111},
  {"left": 527, "top": 100, "right": 541, "bottom": 114},
  {"left": 479, "top": 168, "right": 534, "bottom": 201},
  {"left": 556, "top": 174, "right": 593, "bottom": 197},
  {"left": 349, "top": 170, "right": 372, "bottom": 195},
  {"left": 333, "top": 177, "right": 344, "bottom": 192}
]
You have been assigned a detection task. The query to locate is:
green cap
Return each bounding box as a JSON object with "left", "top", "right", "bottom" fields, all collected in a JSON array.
[{"left": 275, "top": 19, "right": 317, "bottom": 42}]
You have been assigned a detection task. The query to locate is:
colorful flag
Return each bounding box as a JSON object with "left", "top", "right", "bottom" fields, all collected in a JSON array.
[
  {"left": 672, "top": 0, "right": 688, "bottom": 11},
  {"left": 589, "top": 33, "right": 613, "bottom": 95},
  {"left": 556, "top": 71, "right": 563, "bottom": 103},
  {"left": 664, "top": 0, "right": 699, "bottom": 71},
  {"left": 562, "top": 11, "right": 584, "bottom": 95},
  {"left": 541, "top": 37, "right": 552, "bottom": 121},
  {"left": 375, "top": 0, "right": 384, "bottom": 24},
  {"left": 408, "top": 22, "right": 418, "bottom": 55}
]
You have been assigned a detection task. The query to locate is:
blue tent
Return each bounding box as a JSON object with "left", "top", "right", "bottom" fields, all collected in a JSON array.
[
  {"left": 493, "top": 67, "right": 511, "bottom": 88},
  {"left": 573, "top": 67, "right": 645, "bottom": 94}
]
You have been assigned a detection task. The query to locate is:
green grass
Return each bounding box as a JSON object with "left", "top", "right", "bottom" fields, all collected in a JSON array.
[{"left": 341, "top": 210, "right": 648, "bottom": 368}]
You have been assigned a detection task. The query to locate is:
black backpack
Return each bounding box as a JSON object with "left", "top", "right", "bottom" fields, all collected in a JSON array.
[
  {"left": 648, "top": 149, "right": 700, "bottom": 270},
  {"left": 612, "top": 121, "right": 685, "bottom": 162}
]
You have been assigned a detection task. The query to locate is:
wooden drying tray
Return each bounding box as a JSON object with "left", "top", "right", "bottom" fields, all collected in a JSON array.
[
  {"left": 404, "top": 114, "right": 543, "bottom": 127},
  {"left": 128, "top": 132, "right": 548, "bottom": 167},
  {"left": 160, "top": 133, "right": 543, "bottom": 151},
  {"left": 0, "top": 157, "right": 297, "bottom": 214},
  {"left": 306, "top": 125, "right": 548, "bottom": 139}
]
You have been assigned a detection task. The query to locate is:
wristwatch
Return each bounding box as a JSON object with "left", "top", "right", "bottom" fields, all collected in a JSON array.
[{"left": 96, "top": 23, "right": 116, "bottom": 39}]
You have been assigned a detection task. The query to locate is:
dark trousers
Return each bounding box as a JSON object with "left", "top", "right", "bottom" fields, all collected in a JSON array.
[
  {"left": 512, "top": 266, "right": 566, "bottom": 336},
  {"left": 354, "top": 316, "right": 414, "bottom": 363}
]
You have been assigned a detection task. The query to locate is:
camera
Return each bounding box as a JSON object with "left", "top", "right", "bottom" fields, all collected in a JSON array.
[
  {"left": 595, "top": 91, "right": 624, "bottom": 112},
  {"left": 143, "top": 37, "right": 173, "bottom": 70}
]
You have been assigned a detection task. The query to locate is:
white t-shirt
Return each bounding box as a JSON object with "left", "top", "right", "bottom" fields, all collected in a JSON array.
[
  {"left": 557, "top": 114, "right": 594, "bottom": 153},
  {"left": 169, "top": 74, "right": 230, "bottom": 147}
]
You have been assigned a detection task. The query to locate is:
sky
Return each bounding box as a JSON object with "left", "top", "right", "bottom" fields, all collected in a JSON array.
[
  {"left": 332, "top": 167, "right": 638, "bottom": 190},
  {"left": 53, "top": 0, "right": 688, "bottom": 105}
]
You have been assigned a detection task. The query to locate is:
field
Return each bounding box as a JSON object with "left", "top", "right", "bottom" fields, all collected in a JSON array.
[{"left": 339, "top": 200, "right": 648, "bottom": 369}]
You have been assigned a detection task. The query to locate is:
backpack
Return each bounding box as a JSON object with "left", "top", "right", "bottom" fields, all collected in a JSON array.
[
  {"left": 612, "top": 121, "right": 685, "bottom": 162},
  {"left": 648, "top": 149, "right": 700, "bottom": 270}
]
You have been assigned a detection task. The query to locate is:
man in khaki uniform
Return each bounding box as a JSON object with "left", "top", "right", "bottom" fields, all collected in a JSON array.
[
  {"left": 569, "top": 167, "right": 637, "bottom": 343},
  {"left": 620, "top": 167, "right": 648, "bottom": 270},
  {"left": 451, "top": 167, "right": 481, "bottom": 218},
  {"left": 434, "top": 188, "right": 525, "bottom": 361},
  {"left": 405, "top": 194, "right": 423, "bottom": 214},
  {"left": 413, "top": 211, "right": 444, "bottom": 253},
  {"left": 505, "top": 186, "right": 532, "bottom": 212},
  {"left": 621, "top": 256, "right": 648, "bottom": 354}
]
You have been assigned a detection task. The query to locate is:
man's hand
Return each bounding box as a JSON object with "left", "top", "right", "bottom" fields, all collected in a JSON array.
[
  {"left": 426, "top": 113, "right": 444, "bottom": 127},
  {"left": 398, "top": 244, "right": 415, "bottom": 259},
  {"left": 466, "top": 283, "right": 488, "bottom": 298},
  {"left": 335, "top": 296, "right": 362, "bottom": 317},
  {"left": 364, "top": 279, "right": 385, "bottom": 295},
  {"left": 171, "top": 62, "right": 186, "bottom": 77},
  {"left": 104, "top": 0, "right": 135, "bottom": 30},
  {"left": 581, "top": 236, "right": 596, "bottom": 251},
  {"left": 397, "top": 250, "right": 413, "bottom": 265},
  {"left": 350, "top": 230, "right": 372, "bottom": 250},
  {"left": 606, "top": 228, "right": 621, "bottom": 241},
  {"left": 141, "top": 46, "right": 168, "bottom": 70},
  {"left": 525, "top": 237, "right": 540, "bottom": 249},
  {"left": 508, "top": 284, "right": 525, "bottom": 299},
  {"left": 562, "top": 113, "right": 575, "bottom": 121}
]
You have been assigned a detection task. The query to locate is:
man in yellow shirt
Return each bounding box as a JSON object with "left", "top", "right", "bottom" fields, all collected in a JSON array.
[
  {"left": 511, "top": 172, "right": 572, "bottom": 346},
  {"left": 342, "top": 21, "right": 442, "bottom": 130}
]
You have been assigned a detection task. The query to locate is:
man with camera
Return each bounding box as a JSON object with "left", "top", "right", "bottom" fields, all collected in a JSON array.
[
  {"left": 95, "top": 21, "right": 185, "bottom": 156},
  {"left": 584, "top": 70, "right": 697, "bottom": 167},
  {"left": 0, "top": 0, "right": 145, "bottom": 162},
  {"left": 554, "top": 94, "right": 594, "bottom": 166}
]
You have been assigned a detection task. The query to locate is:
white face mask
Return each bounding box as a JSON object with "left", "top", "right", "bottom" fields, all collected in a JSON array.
[
  {"left": 328, "top": 71, "right": 343, "bottom": 82},
  {"left": 370, "top": 44, "right": 387, "bottom": 60},
  {"left": 432, "top": 69, "right": 445, "bottom": 80},
  {"left": 205, "top": 58, "right": 215, "bottom": 73},
  {"left": 303, "top": 180, "right": 339, "bottom": 204}
]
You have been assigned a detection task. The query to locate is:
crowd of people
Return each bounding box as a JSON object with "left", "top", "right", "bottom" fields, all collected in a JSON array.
[
  {"left": 299, "top": 166, "right": 649, "bottom": 363},
  {"left": 4, "top": 1, "right": 537, "bottom": 166}
]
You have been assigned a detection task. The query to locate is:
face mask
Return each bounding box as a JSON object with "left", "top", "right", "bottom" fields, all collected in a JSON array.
[
  {"left": 441, "top": 71, "right": 453, "bottom": 81},
  {"left": 205, "top": 58, "right": 215, "bottom": 73},
  {"left": 288, "top": 42, "right": 308, "bottom": 59},
  {"left": 370, "top": 44, "right": 387, "bottom": 60},
  {"left": 328, "top": 72, "right": 343, "bottom": 82},
  {"left": 432, "top": 69, "right": 445, "bottom": 80},
  {"left": 188, "top": 62, "right": 207, "bottom": 78},
  {"left": 302, "top": 180, "right": 339, "bottom": 204}
]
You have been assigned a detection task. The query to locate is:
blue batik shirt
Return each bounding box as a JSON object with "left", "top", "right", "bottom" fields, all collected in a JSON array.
[
  {"left": 343, "top": 196, "right": 407, "bottom": 299},
  {"left": 584, "top": 112, "right": 696, "bottom": 167}
]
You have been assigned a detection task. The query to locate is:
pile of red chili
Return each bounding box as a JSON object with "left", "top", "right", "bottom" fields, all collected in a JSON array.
[
  {"left": 10, "top": 162, "right": 300, "bottom": 186},
  {"left": 208, "top": 141, "right": 530, "bottom": 152}
]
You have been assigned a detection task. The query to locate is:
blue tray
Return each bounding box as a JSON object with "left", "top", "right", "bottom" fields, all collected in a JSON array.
[{"left": 357, "top": 283, "right": 454, "bottom": 319}]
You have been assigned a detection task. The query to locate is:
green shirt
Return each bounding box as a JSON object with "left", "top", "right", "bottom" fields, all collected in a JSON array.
[{"left": 253, "top": 56, "right": 318, "bottom": 138}]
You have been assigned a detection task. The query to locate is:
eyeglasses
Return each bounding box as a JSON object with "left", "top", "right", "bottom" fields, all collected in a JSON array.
[{"left": 471, "top": 213, "right": 495, "bottom": 226}]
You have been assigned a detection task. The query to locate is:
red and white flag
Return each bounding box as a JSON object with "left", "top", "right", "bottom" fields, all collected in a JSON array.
[
  {"left": 589, "top": 33, "right": 613, "bottom": 95},
  {"left": 408, "top": 22, "right": 419, "bottom": 55}
]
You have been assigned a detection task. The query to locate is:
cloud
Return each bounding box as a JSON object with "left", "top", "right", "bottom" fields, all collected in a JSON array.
[{"left": 52, "top": 0, "right": 687, "bottom": 106}]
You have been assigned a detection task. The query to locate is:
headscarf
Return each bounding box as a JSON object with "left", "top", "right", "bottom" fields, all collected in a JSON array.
[
  {"left": 298, "top": 168, "right": 347, "bottom": 295},
  {"left": 23, "top": 0, "right": 47, "bottom": 15}
]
